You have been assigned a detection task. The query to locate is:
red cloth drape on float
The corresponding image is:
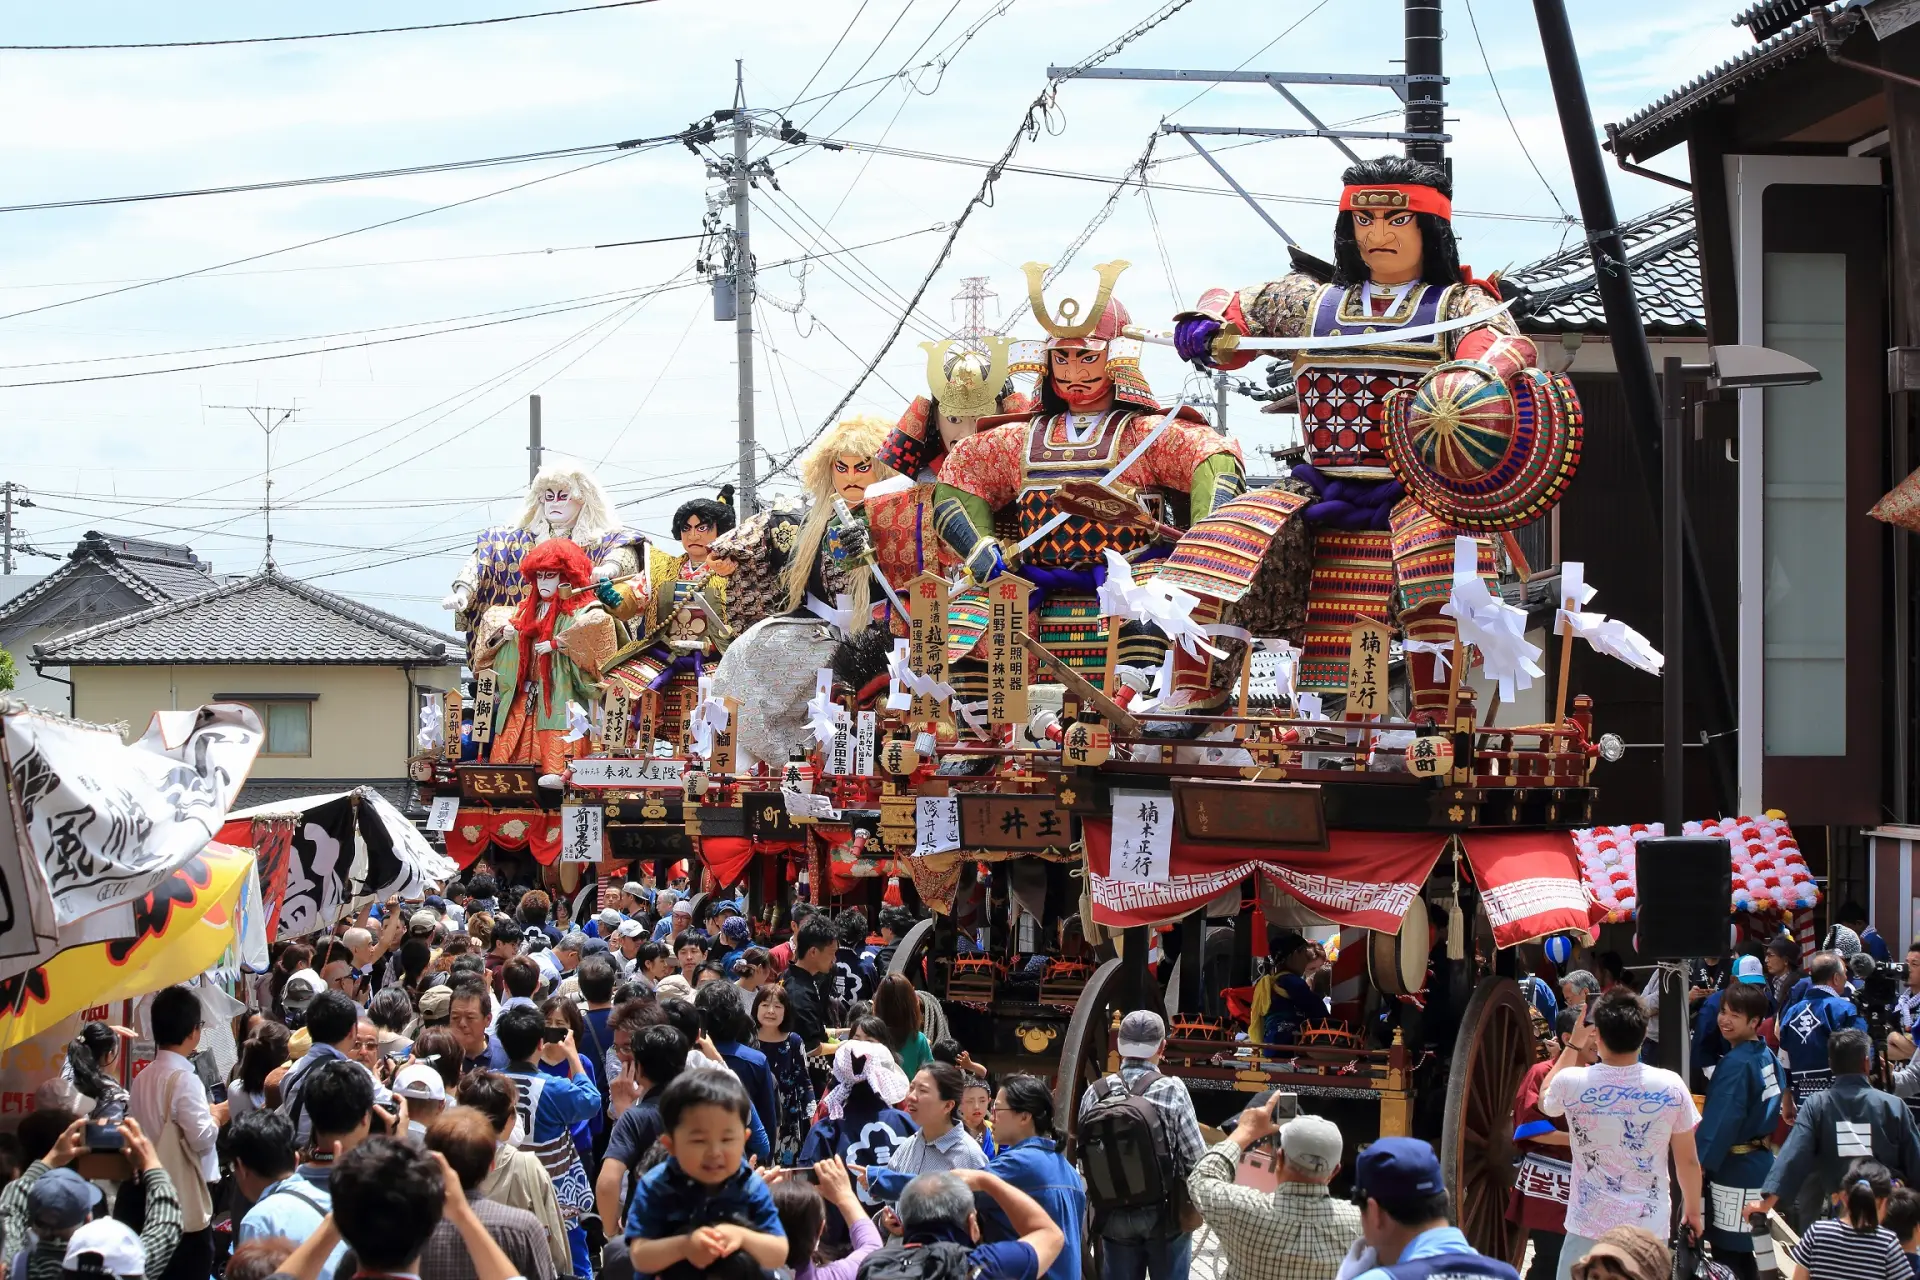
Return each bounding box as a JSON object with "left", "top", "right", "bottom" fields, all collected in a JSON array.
[
  {"left": 1084, "top": 823, "right": 1449, "bottom": 930},
  {"left": 1456, "top": 831, "right": 1606, "bottom": 948},
  {"left": 442, "top": 810, "right": 563, "bottom": 867}
]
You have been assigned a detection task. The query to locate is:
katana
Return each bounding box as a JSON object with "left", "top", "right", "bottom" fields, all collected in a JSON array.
[{"left": 1126, "top": 295, "right": 1515, "bottom": 355}]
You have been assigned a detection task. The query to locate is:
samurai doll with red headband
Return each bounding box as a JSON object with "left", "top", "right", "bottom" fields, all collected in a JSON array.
[
  {"left": 1167, "top": 154, "right": 1582, "bottom": 720},
  {"left": 484, "top": 537, "right": 606, "bottom": 787}
]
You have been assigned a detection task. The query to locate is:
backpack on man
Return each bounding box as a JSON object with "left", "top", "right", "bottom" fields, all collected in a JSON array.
[
  {"left": 856, "top": 1241, "right": 978, "bottom": 1280},
  {"left": 1078, "top": 1071, "right": 1171, "bottom": 1214}
]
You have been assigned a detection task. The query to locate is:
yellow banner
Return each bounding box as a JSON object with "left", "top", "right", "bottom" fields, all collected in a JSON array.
[{"left": 0, "top": 843, "right": 252, "bottom": 1053}]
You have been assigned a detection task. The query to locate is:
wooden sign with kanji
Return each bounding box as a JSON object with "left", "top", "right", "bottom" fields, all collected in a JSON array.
[
  {"left": 984, "top": 575, "right": 1032, "bottom": 728},
  {"left": 1344, "top": 618, "right": 1391, "bottom": 720},
  {"left": 906, "top": 571, "right": 950, "bottom": 721}
]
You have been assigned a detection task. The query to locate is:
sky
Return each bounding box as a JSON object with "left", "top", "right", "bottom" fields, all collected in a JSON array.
[{"left": 0, "top": 0, "right": 1753, "bottom": 632}]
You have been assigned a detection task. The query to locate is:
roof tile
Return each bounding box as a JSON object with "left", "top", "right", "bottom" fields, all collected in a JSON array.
[
  {"left": 34, "top": 568, "right": 459, "bottom": 665},
  {"left": 1507, "top": 199, "right": 1705, "bottom": 336}
]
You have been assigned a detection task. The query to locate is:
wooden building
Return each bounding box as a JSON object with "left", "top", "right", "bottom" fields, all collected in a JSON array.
[{"left": 1605, "top": 0, "right": 1920, "bottom": 926}]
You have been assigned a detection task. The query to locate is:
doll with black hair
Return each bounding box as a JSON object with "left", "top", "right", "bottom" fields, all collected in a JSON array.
[{"left": 1171, "top": 154, "right": 1580, "bottom": 723}]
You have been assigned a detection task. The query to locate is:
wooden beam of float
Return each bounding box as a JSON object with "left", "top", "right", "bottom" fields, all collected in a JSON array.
[{"left": 1016, "top": 630, "right": 1142, "bottom": 736}]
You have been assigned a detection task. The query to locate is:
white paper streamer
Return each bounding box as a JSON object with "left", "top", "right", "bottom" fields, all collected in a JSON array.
[
  {"left": 1556, "top": 561, "right": 1664, "bottom": 676},
  {"left": 1439, "top": 536, "right": 1544, "bottom": 703}
]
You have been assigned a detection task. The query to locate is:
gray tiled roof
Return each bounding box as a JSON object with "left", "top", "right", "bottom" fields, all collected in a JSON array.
[
  {"left": 34, "top": 567, "right": 460, "bottom": 665},
  {"left": 1507, "top": 199, "right": 1705, "bottom": 336},
  {"left": 0, "top": 531, "right": 217, "bottom": 629},
  {"left": 1609, "top": 4, "right": 1853, "bottom": 161}
]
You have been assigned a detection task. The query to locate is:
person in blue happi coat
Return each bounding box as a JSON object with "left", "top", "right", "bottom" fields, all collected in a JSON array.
[
  {"left": 1697, "top": 976, "right": 1782, "bottom": 1280},
  {"left": 1778, "top": 950, "right": 1869, "bottom": 1102}
]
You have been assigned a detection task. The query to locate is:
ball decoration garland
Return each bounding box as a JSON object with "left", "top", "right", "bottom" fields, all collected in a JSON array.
[{"left": 1571, "top": 814, "right": 1815, "bottom": 923}]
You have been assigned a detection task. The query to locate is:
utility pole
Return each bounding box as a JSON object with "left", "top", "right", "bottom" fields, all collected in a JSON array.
[
  {"left": 731, "top": 63, "right": 757, "bottom": 515},
  {"left": 528, "top": 394, "right": 543, "bottom": 483},
  {"left": 0, "top": 482, "right": 31, "bottom": 576},
  {"left": 1404, "top": 0, "right": 1446, "bottom": 167},
  {"left": 209, "top": 404, "right": 298, "bottom": 570}
]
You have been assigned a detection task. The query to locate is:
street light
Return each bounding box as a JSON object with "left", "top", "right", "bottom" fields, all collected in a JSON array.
[
  {"left": 1660, "top": 345, "right": 1821, "bottom": 832},
  {"left": 1643, "top": 345, "right": 1819, "bottom": 1083}
]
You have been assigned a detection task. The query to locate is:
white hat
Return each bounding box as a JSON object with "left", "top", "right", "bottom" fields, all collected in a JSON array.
[
  {"left": 392, "top": 1062, "right": 447, "bottom": 1103},
  {"left": 596, "top": 908, "right": 623, "bottom": 932},
  {"left": 615, "top": 919, "right": 647, "bottom": 939},
  {"left": 1278, "top": 1113, "right": 1345, "bottom": 1178},
  {"left": 671, "top": 899, "right": 693, "bottom": 917},
  {"left": 63, "top": 1218, "right": 144, "bottom": 1278}
]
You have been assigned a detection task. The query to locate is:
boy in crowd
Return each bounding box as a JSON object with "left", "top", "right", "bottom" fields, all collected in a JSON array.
[
  {"left": 1697, "top": 978, "right": 1782, "bottom": 1280},
  {"left": 624, "top": 1072, "right": 785, "bottom": 1280}
]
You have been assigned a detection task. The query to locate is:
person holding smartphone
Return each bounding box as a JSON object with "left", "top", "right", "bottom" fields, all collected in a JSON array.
[{"left": 1187, "top": 1093, "right": 1355, "bottom": 1280}]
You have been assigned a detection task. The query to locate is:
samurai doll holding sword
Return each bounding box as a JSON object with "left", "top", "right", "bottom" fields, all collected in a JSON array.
[
  {"left": 1163, "top": 154, "right": 1583, "bottom": 721},
  {"left": 931, "top": 260, "right": 1246, "bottom": 708}
]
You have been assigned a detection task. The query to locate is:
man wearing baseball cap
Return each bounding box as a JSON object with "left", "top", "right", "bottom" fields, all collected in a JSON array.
[
  {"left": 1342, "top": 1137, "right": 1518, "bottom": 1280},
  {"left": 9, "top": 1116, "right": 180, "bottom": 1280},
  {"left": 1077, "top": 1011, "right": 1208, "bottom": 1280},
  {"left": 1188, "top": 1093, "right": 1359, "bottom": 1280},
  {"left": 392, "top": 1062, "right": 449, "bottom": 1142},
  {"left": 1692, "top": 952, "right": 1770, "bottom": 1076}
]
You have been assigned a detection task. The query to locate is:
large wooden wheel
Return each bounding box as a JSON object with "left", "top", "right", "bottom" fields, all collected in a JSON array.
[
  {"left": 1442, "top": 977, "right": 1533, "bottom": 1268},
  {"left": 1051, "top": 956, "right": 1127, "bottom": 1149},
  {"left": 886, "top": 917, "right": 936, "bottom": 989}
]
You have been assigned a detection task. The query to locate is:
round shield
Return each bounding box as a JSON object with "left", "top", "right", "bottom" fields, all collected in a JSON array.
[{"left": 1384, "top": 361, "right": 1583, "bottom": 532}]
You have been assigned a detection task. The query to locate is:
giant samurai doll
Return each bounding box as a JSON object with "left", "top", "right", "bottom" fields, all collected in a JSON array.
[
  {"left": 1167, "top": 155, "right": 1582, "bottom": 720},
  {"left": 933, "top": 260, "right": 1245, "bottom": 703}
]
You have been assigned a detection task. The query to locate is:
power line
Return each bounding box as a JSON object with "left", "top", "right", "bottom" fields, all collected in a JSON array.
[
  {"left": 0, "top": 234, "right": 703, "bottom": 292},
  {"left": 0, "top": 139, "right": 667, "bottom": 216},
  {"left": 1159, "top": 0, "right": 1334, "bottom": 118},
  {"left": 811, "top": 134, "right": 1577, "bottom": 224},
  {"left": 1460, "top": 0, "right": 1572, "bottom": 221},
  {"left": 0, "top": 1, "right": 667, "bottom": 50},
  {"left": 767, "top": 0, "right": 1205, "bottom": 481},
  {"left": 0, "top": 142, "right": 676, "bottom": 325}
]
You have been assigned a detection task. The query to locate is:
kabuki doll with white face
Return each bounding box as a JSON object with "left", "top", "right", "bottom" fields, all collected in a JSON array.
[
  {"left": 485, "top": 538, "right": 605, "bottom": 787},
  {"left": 1166, "top": 154, "right": 1581, "bottom": 722},
  {"left": 443, "top": 462, "right": 638, "bottom": 661}
]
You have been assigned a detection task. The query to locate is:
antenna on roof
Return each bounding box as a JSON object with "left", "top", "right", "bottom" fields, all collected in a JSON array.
[{"left": 207, "top": 403, "right": 298, "bottom": 571}]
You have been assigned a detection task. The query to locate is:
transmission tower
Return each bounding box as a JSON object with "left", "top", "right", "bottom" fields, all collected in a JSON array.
[{"left": 951, "top": 276, "right": 997, "bottom": 345}]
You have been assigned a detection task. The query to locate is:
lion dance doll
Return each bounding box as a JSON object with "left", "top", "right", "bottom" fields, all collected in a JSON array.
[{"left": 485, "top": 538, "right": 605, "bottom": 787}]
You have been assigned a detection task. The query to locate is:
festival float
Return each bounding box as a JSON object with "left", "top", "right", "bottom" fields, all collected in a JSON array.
[{"left": 415, "top": 156, "right": 1685, "bottom": 1265}]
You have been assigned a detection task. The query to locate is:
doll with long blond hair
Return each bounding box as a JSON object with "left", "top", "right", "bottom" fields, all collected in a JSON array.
[{"left": 781, "top": 414, "right": 898, "bottom": 632}]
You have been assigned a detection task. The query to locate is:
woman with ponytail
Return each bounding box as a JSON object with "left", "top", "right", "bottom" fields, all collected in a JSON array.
[
  {"left": 980, "top": 1073, "right": 1086, "bottom": 1280},
  {"left": 64, "top": 1021, "right": 129, "bottom": 1117},
  {"left": 1788, "top": 1158, "right": 1907, "bottom": 1280}
]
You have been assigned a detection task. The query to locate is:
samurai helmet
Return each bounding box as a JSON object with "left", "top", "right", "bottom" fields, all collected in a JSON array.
[
  {"left": 920, "top": 337, "right": 1013, "bottom": 417},
  {"left": 1022, "top": 259, "right": 1133, "bottom": 347}
]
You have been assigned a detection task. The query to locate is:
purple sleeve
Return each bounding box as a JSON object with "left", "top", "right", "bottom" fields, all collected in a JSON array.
[{"left": 808, "top": 1217, "right": 884, "bottom": 1280}]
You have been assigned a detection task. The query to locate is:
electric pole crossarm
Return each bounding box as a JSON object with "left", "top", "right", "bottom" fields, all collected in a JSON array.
[
  {"left": 1166, "top": 123, "right": 1449, "bottom": 144},
  {"left": 1268, "top": 83, "right": 1363, "bottom": 164},
  {"left": 1172, "top": 130, "right": 1296, "bottom": 245},
  {"left": 1050, "top": 66, "right": 1417, "bottom": 93}
]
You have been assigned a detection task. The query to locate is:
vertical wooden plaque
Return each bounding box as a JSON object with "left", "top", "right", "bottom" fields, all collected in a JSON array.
[
  {"left": 1344, "top": 618, "right": 1391, "bottom": 720},
  {"left": 905, "top": 572, "right": 950, "bottom": 721},
  {"left": 985, "top": 575, "right": 1032, "bottom": 728},
  {"left": 442, "top": 687, "right": 464, "bottom": 759},
  {"left": 602, "top": 686, "right": 635, "bottom": 752}
]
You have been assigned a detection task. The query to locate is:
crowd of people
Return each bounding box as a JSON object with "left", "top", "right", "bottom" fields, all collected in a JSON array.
[
  {"left": 18, "top": 871, "right": 1920, "bottom": 1280},
  {"left": 1505, "top": 907, "right": 1920, "bottom": 1280}
]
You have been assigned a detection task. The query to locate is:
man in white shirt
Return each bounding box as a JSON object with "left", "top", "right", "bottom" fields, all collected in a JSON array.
[
  {"left": 1538, "top": 985, "right": 1704, "bottom": 1280},
  {"left": 129, "top": 986, "right": 225, "bottom": 1280}
]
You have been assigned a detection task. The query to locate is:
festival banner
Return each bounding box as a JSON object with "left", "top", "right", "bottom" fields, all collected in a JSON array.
[
  {"left": 1, "top": 703, "right": 261, "bottom": 929},
  {"left": 0, "top": 843, "right": 253, "bottom": 1052},
  {"left": 1084, "top": 820, "right": 1448, "bottom": 930},
  {"left": 0, "top": 772, "right": 59, "bottom": 984},
  {"left": 1458, "top": 830, "right": 1604, "bottom": 948}
]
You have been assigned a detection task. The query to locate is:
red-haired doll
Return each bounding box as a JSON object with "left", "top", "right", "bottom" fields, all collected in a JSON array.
[{"left": 486, "top": 537, "right": 600, "bottom": 786}]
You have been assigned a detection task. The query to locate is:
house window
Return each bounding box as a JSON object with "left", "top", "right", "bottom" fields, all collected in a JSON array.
[
  {"left": 220, "top": 696, "right": 315, "bottom": 757},
  {"left": 1762, "top": 250, "right": 1847, "bottom": 757}
]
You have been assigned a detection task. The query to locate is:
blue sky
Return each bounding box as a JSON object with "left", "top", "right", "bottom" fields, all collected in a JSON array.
[{"left": 0, "top": 0, "right": 1750, "bottom": 629}]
